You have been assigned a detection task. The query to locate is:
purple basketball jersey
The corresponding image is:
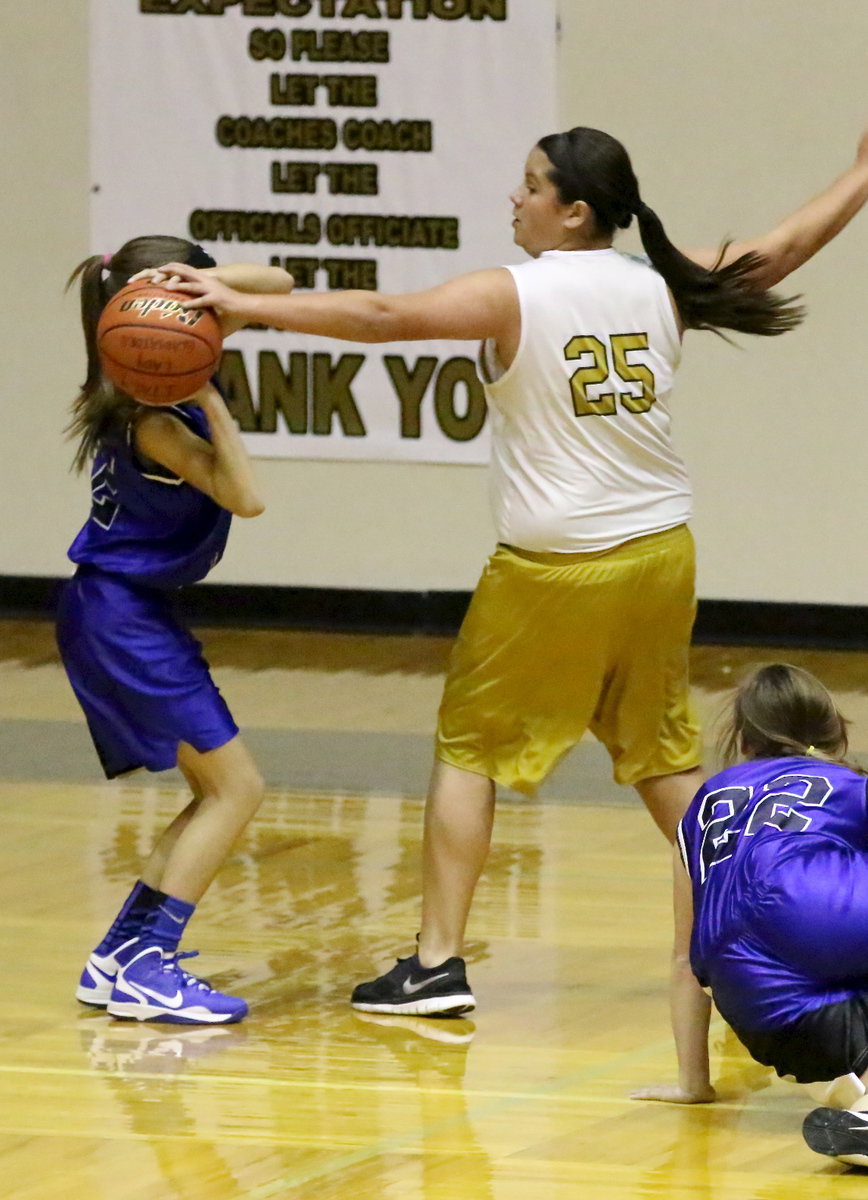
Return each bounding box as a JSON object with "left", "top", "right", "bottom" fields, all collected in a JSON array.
[
  {"left": 678, "top": 757, "right": 868, "bottom": 1030},
  {"left": 67, "top": 402, "right": 230, "bottom": 590},
  {"left": 58, "top": 400, "right": 238, "bottom": 777}
]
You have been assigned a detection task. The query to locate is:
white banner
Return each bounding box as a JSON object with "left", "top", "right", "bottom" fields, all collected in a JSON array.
[{"left": 89, "top": 0, "right": 556, "bottom": 463}]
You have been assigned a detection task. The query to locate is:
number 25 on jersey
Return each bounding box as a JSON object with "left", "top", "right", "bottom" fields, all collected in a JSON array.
[{"left": 564, "top": 332, "right": 656, "bottom": 418}]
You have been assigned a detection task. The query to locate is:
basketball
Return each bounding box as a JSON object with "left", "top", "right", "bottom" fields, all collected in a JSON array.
[{"left": 96, "top": 279, "right": 223, "bottom": 406}]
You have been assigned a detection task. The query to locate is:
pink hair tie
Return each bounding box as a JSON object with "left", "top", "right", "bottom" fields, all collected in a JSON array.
[{"left": 103, "top": 253, "right": 112, "bottom": 267}]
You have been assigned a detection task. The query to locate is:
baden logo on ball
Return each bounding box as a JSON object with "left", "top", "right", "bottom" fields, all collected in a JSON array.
[{"left": 97, "top": 279, "right": 223, "bottom": 407}]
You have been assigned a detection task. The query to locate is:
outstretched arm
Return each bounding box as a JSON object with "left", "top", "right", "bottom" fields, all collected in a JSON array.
[
  {"left": 630, "top": 848, "right": 716, "bottom": 1104},
  {"left": 686, "top": 126, "right": 868, "bottom": 288},
  {"left": 143, "top": 264, "right": 520, "bottom": 349}
]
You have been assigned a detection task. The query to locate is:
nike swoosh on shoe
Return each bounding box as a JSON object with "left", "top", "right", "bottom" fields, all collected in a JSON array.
[
  {"left": 124, "top": 982, "right": 186, "bottom": 1009},
  {"left": 402, "top": 972, "right": 451, "bottom": 996}
]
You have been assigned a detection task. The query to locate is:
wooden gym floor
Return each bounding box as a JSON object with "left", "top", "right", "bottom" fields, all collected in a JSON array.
[{"left": 2, "top": 617, "right": 868, "bottom": 1199}]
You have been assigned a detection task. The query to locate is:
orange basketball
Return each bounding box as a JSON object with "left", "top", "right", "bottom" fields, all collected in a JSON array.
[{"left": 97, "top": 279, "right": 223, "bottom": 406}]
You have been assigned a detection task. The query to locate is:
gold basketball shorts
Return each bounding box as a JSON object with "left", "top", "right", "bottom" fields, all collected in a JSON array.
[{"left": 435, "top": 524, "right": 701, "bottom": 794}]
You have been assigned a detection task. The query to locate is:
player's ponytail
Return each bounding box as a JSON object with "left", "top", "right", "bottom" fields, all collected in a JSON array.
[
  {"left": 718, "top": 663, "right": 860, "bottom": 770},
  {"left": 64, "top": 253, "right": 134, "bottom": 473},
  {"left": 64, "top": 235, "right": 214, "bottom": 472},
  {"left": 537, "top": 127, "right": 804, "bottom": 338}
]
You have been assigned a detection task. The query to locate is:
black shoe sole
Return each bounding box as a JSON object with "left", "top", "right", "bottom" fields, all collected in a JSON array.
[{"left": 803, "top": 1108, "right": 868, "bottom": 1167}]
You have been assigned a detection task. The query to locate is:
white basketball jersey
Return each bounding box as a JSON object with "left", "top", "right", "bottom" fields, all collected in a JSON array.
[{"left": 481, "top": 248, "right": 692, "bottom": 553}]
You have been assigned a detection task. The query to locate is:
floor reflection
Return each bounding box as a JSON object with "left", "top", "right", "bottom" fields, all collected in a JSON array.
[
  {"left": 80, "top": 1016, "right": 249, "bottom": 1079},
  {"left": 78, "top": 1017, "right": 252, "bottom": 1200}
]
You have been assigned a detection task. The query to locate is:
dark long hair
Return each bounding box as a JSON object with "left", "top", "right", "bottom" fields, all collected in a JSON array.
[
  {"left": 65, "top": 236, "right": 216, "bottom": 472},
  {"left": 718, "top": 662, "right": 860, "bottom": 771},
  {"left": 537, "top": 127, "right": 803, "bottom": 338}
]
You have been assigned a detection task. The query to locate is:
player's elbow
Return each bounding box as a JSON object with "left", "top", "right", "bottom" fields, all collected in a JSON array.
[
  {"left": 356, "top": 294, "right": 418, "bottom": 342},
  {"left": 224, "top": 485, "right": 265, "bottom": 518},
  {"left": 747, "top": 258, "right": 791, "bottom": 291},
  {"left": 236, "top": 496, "right": 265, "bottom": 519},
  {"left": 744, "top": 230, "right": 799, "bottom": 289}
]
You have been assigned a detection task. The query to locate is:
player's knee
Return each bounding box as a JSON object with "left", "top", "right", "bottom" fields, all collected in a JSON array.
[
  {"left": 250, "top": 766, "right": 267, "bottom": 811},
  {"left": 237, "top": 764, "right": 265, "bottom": 816}
]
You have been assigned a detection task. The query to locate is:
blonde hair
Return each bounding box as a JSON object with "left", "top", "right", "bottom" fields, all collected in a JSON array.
[{"left": 718, "top": 662, "right": 859, "bottom": 770}]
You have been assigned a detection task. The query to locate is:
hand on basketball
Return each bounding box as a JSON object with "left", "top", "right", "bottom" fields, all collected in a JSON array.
[
  {"left": 132, "top": 263, "right": 239, "bottom": 314},
  {"left": 629, "top": 1082, "right": 717, "bottom": 1104},
  {"left": 129, "top": 266, "right": 183, "bottom": 288}
]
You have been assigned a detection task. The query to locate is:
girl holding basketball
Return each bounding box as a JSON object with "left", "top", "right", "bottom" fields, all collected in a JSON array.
[
  {"left": 631, "top": 663, "right": 868, "bottom": 1169},
  {"left": 60, "top": 235, "right": 292, "bottom": 1025}
]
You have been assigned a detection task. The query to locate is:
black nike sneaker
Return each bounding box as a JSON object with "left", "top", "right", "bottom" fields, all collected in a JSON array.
[
  {"left": 802, "top": 1106, "right": 868, "bottom": 1167},
  {"left": 351, "top": 953, "right": 475, "bottom": 1016}
]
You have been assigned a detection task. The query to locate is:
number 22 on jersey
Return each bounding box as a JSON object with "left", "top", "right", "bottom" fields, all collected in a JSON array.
[{"left": 697, "top": 772, "right": 832, "bottom": 883}]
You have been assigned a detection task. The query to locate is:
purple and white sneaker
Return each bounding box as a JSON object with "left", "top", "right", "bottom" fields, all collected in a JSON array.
[
  {"left": 76, "top": 937, "right": 141, "bottom": 1008},
  {"left": 107, "top": 945, "right": 247, "bottom": 1025}
]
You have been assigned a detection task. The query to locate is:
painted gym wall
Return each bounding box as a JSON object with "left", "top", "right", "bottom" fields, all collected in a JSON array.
[{"left": 3, "top": 1, "right": 867, "bottom": 606}]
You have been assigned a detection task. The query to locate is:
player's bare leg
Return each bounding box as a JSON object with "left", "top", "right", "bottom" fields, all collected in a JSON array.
[
  {"left": 155, "top": 736, "right": 264, "bottom": 902},
  {"left": 417, "top": 760, "right": 496, "bottom": 968},
  {"left": 350, "top": 759, "right": 490, "bottom": 1016},
  {"left": 137, "top": 770, "right": 203, "bottom": 892},
  {"left": 105, "top": 736, "right": 264, "bottom": 1025}
]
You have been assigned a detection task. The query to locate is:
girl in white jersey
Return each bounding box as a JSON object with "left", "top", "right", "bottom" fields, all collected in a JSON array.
[{"left": 143, "top": 125, "right": 868, "bottom": 1019}]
